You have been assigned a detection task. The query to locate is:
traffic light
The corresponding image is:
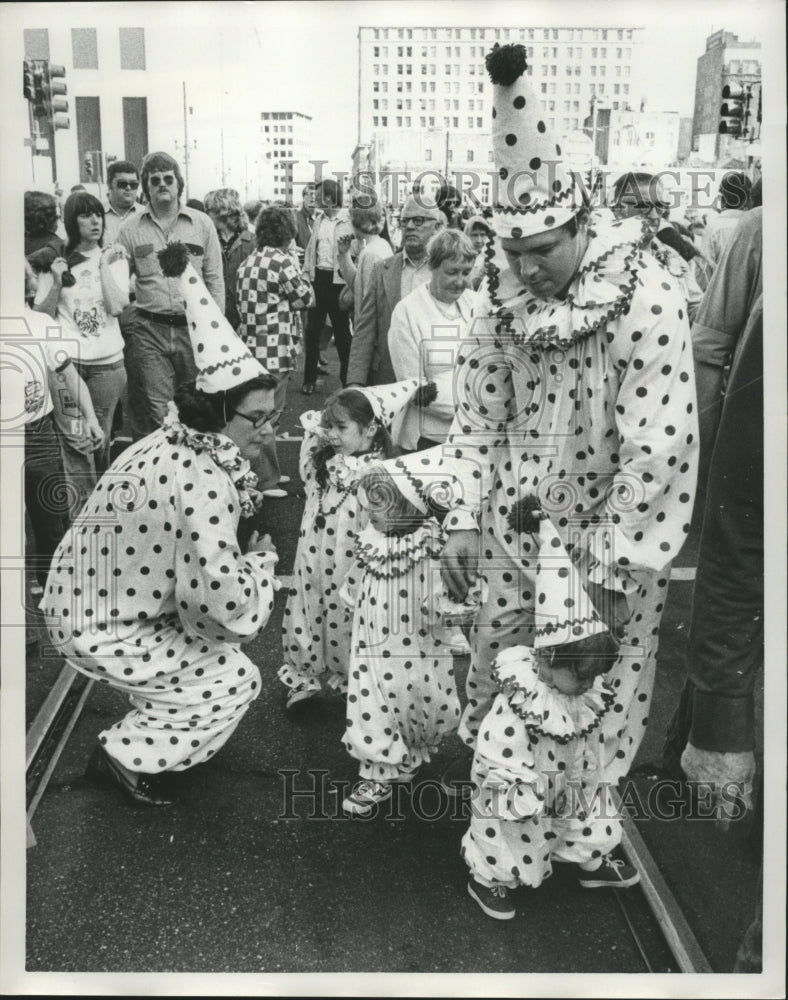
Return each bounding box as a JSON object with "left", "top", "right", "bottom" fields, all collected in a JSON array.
[
  {"left": 23, "top": 58, "right": 35, "bottom": 101},
  {"left": 47, "top": 64, "right": 70, "bottom": 130},
  {"left": 84, "top": 153, "right": 94, "bottom": 178},
  {"left": 719, "top": 83, "right": 749, "bottom": 138},
  {"left": 31, "top": 60, "right": 48, "bottom": 118}
]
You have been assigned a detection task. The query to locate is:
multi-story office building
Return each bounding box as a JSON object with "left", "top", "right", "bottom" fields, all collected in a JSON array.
[
  {"left": 354, "top": 24, "right": 644, "bottom": 202},
  {"left": 23, "top": 25, "right": 154, "bottom": 188},
  {"left": 692, "top": 30, "right": 761, "bottom": 164},
  {"left": 260, "top": 110, "right": 313, "bottom": 202}
]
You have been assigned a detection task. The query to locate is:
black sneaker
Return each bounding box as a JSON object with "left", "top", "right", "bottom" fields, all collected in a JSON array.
[
  {"left": 439, "top": 754, "right": 474, "bottom": 799},
  {"left": 467, "top": 879, "right": 515, "bottom": 920},
  {"left": 577, "top": 845, "right": 640, "bottom": 889}
]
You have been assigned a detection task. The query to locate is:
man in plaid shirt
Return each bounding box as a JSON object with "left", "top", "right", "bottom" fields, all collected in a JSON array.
[{"left": 237, "top": 205, "right": 314, "bottom": 491}]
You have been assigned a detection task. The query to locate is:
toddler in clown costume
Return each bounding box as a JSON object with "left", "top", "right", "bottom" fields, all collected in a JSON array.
[
  {"left": 279, "top": 379, "right": 435, "bottom": 711},
  {"left": 340, "top": 447, "right": 484, "bottom": 817},
  {"left": 463, "top": 496, "right": 641, "bottom": 920}
]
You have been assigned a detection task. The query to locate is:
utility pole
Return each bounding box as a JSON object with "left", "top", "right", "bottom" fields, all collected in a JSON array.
[
  {"left": 444, "top": 131, "right": 450, "bottom": 186},
  {"left": 182, "top": 81, "right": 190, "bottom": 197}
]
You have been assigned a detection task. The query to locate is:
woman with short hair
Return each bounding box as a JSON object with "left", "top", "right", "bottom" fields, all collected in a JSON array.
[
  {"left": 388, "top": 229, "right": 477, "bottom": 449},
  {"left": 337, "top": 199, "right": 394, "bottom": 319}
]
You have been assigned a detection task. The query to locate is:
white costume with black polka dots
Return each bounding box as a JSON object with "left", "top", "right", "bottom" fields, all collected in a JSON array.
[
  {"left": 279, "top": 412, "right": 386, "bottom": 695},
  {"left": 341, "top": 522, "right": 462, "bottom": 781},
  {"left": 462, "top": 646, "right": 620, "bottom": 889},
  {"left": 444, "top": 217, "right": 699, "bottom": 789},
  {"left": 44, "top": 408, "right": 279, "bottom": 773}
]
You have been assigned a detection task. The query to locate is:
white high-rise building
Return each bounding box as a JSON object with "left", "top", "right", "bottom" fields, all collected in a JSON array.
[
  {"left": 355, "top": 24, "right": 645, "bottom": 204},
  {"left": 260, "top": 110, "right": 313, "bottom": 202}
]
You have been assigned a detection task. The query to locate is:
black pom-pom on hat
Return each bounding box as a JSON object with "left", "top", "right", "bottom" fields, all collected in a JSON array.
[
  {"left": 485, "top": 43, "right": 528, "bottom": 86},
  {"left": 507, "top": 493, "right": 544, "bottom": 535},
  {"left": 157, "top": 241, "right": 190, "bottom": 278},
  {"left": 412, "top": 381, "right": 438, "bottom": 408}
]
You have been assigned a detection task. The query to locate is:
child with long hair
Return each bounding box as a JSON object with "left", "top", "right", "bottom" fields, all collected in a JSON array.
[
  {"left": 462, "top": 496, "right": 640, "bottom": 921},
  {"left": 279, "top": 380, "right": 434, "bottom": 711},
  {"left": 339, "top": 448, "right": 484, "bottom": 816}
]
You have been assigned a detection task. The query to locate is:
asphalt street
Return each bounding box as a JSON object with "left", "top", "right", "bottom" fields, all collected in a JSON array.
[{"left": 23, "top": 345, "right": 762, "bottom": 977}]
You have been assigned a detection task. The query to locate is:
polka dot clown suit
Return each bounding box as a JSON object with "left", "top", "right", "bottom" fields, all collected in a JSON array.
[
  {"left": 339, "top": 449, "right": 482, "bottom": 781},
  {"left": 279, "top": 380, "right": 425, "bottom": 698},
  {"left": 43, "top": 242, "right": 280, "bottom": 774},
  {"left": 441, "top": 45, "right": 699, "bottom": 789},
  {"left": 462, "top": 512, "right": 621, "bottom": 890}
]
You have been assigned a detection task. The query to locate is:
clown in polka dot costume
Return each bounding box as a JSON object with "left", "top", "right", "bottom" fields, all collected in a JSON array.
[
  {"left": 43, "top": 242, "right": 280, "bottom": 796},
  {"left": 279, "top": 380, "right": 430, "bottom": 709},
  {"left": 340, "top": 449, "right": 483, "bottom": 815},
  {"left": 437, "top": 46, "right": 698, "bottom": 828},
  {"left": 462, "top": 498, "right": 638, "bottom": 915}
]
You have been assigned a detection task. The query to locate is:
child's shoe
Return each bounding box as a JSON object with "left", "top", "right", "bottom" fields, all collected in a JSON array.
[
  {"left": 467, "top": 879, "right": 515, "bottom": 920},
  {"left": 342, "top": 779, "right": 393, "bottom": 817},
  {"left": 285, "top": 681, "right": 319, "bottom": 712},
  {"left": 577, "top": 845, "right": 640, "bottom": 889}
]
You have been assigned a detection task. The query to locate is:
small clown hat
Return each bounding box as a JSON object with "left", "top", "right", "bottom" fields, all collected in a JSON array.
[
  {"left": 507, "top": 493, "right": 608, "bottom": 648},
  {"left": 358, "top": 378, "right": 425, "bottom": 427},
  {"left": 158, "top": 242, "right": 265, "bottom": 392},
  {"left": 378, "top": 445, "right": 465, "bottom": 514},
  {"left": 486, "top": 43, "right": 578, "bottom": 240}
]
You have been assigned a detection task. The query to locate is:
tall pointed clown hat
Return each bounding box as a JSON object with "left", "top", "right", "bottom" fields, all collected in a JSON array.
[
  {"left": 486, "top": 43, "right": 579, "bottom": 240},
  {"left": 508, "top": 494, "right": 609, "bottom": 649},
  {"left": 378, "top": 445, "right": 470, "bottom": 515},
  {"left": 357, "top": 378, "right": 436, "bottom": 428},
  {"left": 158, "top": 242, "right": 265, "bottom": 392}
]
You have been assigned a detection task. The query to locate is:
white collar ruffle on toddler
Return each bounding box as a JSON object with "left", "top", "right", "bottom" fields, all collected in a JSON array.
[{"left": 491, "top": 644, "right": 615, "bottom": 743}]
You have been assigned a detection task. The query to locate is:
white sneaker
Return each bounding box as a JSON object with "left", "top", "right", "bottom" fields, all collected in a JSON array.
[
  {"left": 342, "top": 779, "right": 393, "bottom": 817},
  {"left": 278, "top": 475, "right": 291, "bottom": 484},
  {"left": 263, "top": 487, "right": 288, "bottom": 498},
  {"left": 286, "top": 683, "right": 318, "bottom": 711}
]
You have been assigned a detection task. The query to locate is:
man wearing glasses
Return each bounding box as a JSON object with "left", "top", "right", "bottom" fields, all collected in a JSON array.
[
  {"left": 103, "top": 160, "right": 141, "bottom": 244},
  {"left": 118, "top": 151, "right": 224, "bottom": 440},
  {"left": 346, "top": 194, "right": 444, "bottom": 387}
]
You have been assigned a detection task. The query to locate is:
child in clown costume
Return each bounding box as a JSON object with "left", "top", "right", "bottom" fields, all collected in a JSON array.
[
  {"left": 462, "top": 497, "right": 640, "bottom": 920},
  {"left": 340, "top": 448, "right": 484, "bottom": 817},
  {"left": 279, "top": 380, "right": 436, "bottom": 711}
]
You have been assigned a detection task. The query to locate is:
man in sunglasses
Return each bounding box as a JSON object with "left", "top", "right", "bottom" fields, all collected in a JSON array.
[
  {"left": 346, "top": 194, "right": 444, "bottom": 387},
  {"left": 104, "top": 160, "right": 141, "bottom": 244},
  {"left": 117, "top": 151, "right": 224, "bottom": 440}
]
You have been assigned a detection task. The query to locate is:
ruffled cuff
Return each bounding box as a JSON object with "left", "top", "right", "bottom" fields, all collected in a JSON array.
[{"left": 444, "top": 507, "right": 479, "bottom": 533}]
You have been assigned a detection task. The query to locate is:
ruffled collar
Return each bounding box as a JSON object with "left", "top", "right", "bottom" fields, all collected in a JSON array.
[
  {"left": 480, "top": 213, "right": 651, "bottom": 349},
  {"left": 491, "top": 645, "right": 615, "bottom": 743},
  {"left": 162, "top": 402, "right": 261, "bottom": 516},
  {"left": 354, "top": 520, "right": 445, "bottom": 579}
]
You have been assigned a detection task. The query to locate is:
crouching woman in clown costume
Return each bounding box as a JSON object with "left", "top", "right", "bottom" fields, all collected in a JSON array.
[
  {"left": 44, "top": 242, "right": 281, "bottom": 807},
  {"left": 463, "top": 498, "right": 640, "bottom": 920}
]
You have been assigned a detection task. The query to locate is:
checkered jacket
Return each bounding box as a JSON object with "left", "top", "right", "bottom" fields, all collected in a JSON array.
[{"left": 236, "top": 247, "right": 314, "bottom": 372}]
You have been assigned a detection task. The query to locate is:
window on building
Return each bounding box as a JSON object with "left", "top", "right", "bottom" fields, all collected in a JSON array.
[
  {"left": 420, "top": 116, "right": 426, "bottom": 127},
  {"left": 374, "top": 46, "right": 380, "bottom": 57},
  {"left": 76, "top": 95, "right": 102, "bottom": 180},
  {"left": 453, "top": 117, "right": 459, "bottom": 127},
  {"left": 541, "top": 83, "right": 548, "bottom": 94},
  {"left": 373, "top": 81, "right": 379, "bottom": 92},
  {"left": 72, "top": 27, "right": 98, "bottom": 69},
  {"left": 614, "top": 84, "right": 620, "bottom": 94},
  {"left": 426, "top": 149, "right": 432, "bottom": 161},
  {"left": 445, "top": 64, "right": 451, "bottom": 74},
  {"left": 541, "top": 65, "right": 548, "bottom": 76},
  {"left": 381, "top": 116, "right": 387, "bottom": 126},
  {"left": 623, "top": 84, "right": 629, "bottom": 94},
  {"left": 549, "top": 101, "right": 556, "bottom": 111},
  {"left": 374, "top": 64, "right": 379, "bottom": 75},
  {"left": 612, "top": 101, "right": 619, "bottom": 110},
  {"left": 551, "top": 66, "right": 556, "bottom": 76},
  {"left": 429, "top": 116, "right": 435, "bottom": 126},
  {"left": 24, "top": 27, "right": 50, "bottom": 59},
  {"left": 467, "top": 150, "right": 474, "bottom": 161},
  {"left": 600, "top": 47, "right": 607, "bottom": 57},
  {"left": 123, "top": 96, "right": 148, "bottom": 164},
  {"left": 467, "top": 117, "right": 473, "bottom": 128},
  {"left": 477, "top": 82, "right": 483, "bottom": 92}
]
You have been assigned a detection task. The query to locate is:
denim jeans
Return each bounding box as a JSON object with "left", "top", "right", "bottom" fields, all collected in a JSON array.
[
  {"left": 57, "top": 359, "right": 127, "bottom": 518},
  {"left": 123, "top": 312, "right": 197, "bottom": 441},
  {"left": 25, "top": 413, "right": 70, "bottom": 586}
]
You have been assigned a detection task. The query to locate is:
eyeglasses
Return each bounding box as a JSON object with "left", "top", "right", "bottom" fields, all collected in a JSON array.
[
  {"left": 114, "top": 180, "right": 140, "bottom": 191},
  {"left": 401, "top": 216, "right": 434, "bottom": 228},
  {"left": 149, "top": 174, "right": 176, "bottom": 188},
  {"left": 234, "top": 410, "right": 272, "bottom": 429}
]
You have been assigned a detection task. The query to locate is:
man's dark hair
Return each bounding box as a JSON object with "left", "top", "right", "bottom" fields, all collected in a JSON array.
[
  {"left": 317, "top": 178, "right": 343, "bottom": 207},
  {"left": 719, "top": 172, "right": 753, "bottom": 210},
  {"left": 612, "top": 171, "right": 668, "bottom": 209},
  {"left": 107, "top": 159, "right": 139, "bottom": 186},
  {"left": 255, "top": 206, "right": 296, "bottom": 250},
  {"left": 24, "top": 191, "right": 59, "bottom": 238},
  {"left": 140, "top": 151, "right": 185, "bottom": 201}
]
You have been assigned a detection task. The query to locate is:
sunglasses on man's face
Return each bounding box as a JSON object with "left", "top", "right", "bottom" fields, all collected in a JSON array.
[
  {"left": 114, "top": 179, "right": 140, "bottom": 191},
  {"left": 149, "top": 174, "right": 176, "bottom": 188}
]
